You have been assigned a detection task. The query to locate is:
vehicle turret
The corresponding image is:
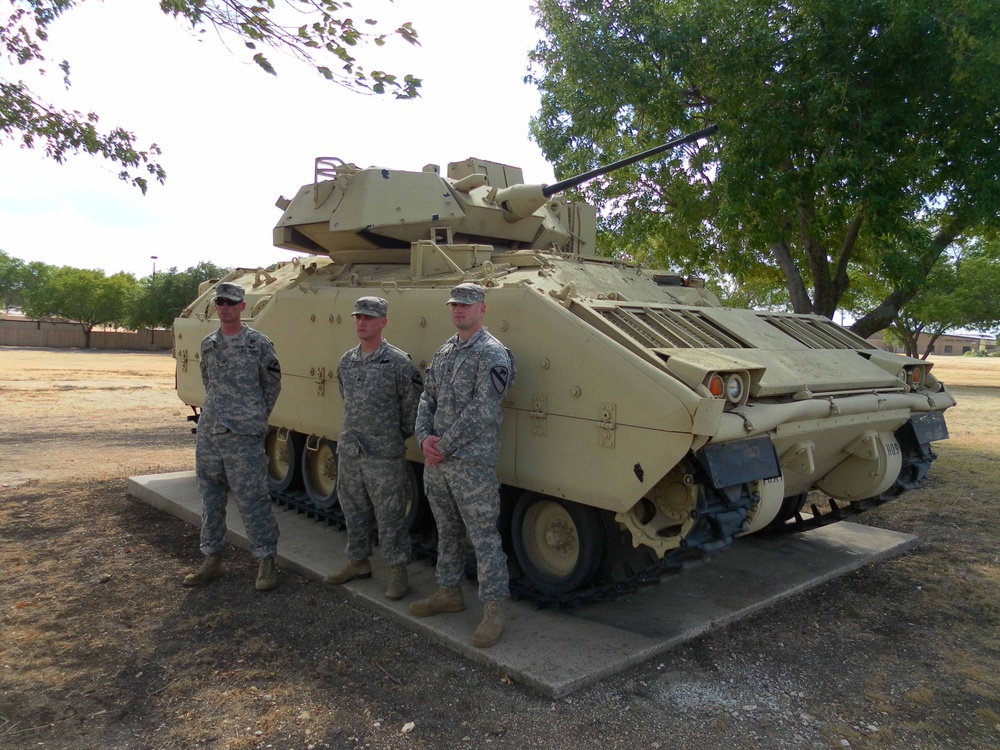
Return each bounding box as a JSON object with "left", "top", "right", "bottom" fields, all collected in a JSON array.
[{"left": 273, "top": 126, "right": 718, "bottom": 260}]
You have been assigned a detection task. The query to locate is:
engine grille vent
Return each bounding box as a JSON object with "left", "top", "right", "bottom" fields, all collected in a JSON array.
[
  {"left": 594, "top": 306, "right": 874, "bottom": 351},
  {"left": 598, "top": 307, "right": 749, "bottom": 349},
  {"left": 760, "top": 314, "right": 874, "bottom": 350}
]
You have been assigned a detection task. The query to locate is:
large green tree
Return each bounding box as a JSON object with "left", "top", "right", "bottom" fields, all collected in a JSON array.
[
  {"left": 125, "top": 261, "right": 231, "bottom": 330},
  {"left": 1, "top": 1, "right": 420, "bottom": 192},
  {"left": 528, "top": 0, "right": 1000, "bottom": 338},
  {"left": 22, "top": 266, "right": 138, "bottom": 347},
  {"left": 0, "top": 249, "right": 29, "bottom": 312},
  {"left": 853, "top": 239, "right": 1000, "bottom": 358},
  {"left": 15, "top": 257, "right": 55, "bottom": 314}
]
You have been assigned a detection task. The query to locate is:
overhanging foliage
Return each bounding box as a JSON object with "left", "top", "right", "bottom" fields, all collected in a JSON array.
[
  {"left": 528, "top": 0, "right": 1000, "bottom": 337},
  {"left": 1, "top": 1, "right": 421, "bottom": 192}
]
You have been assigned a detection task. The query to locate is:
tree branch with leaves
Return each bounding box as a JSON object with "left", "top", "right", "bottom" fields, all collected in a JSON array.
[
  {"left": 1, "top": 0, "right": 420, "bottom": 193},
  {"left": 528, "top": 0, "right": 1000, "bottom": 337}
]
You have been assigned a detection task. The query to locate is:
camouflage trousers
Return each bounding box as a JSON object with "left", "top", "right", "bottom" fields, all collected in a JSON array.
[
  {"left": 195, "top": 429, "right": 279, "bottom": 560},
  {"left": 424, "top": 459, "right": 508, "bottom": 601},
  {"left": 337, "top": 454, "right": 412, "bottom": 566}
]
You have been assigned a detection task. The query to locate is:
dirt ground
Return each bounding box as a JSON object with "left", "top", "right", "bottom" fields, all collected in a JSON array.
[{"left": 1, "top": 347, "right": 998, "bottom": 750}]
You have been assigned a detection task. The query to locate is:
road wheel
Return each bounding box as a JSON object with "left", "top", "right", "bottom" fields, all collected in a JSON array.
[
  {"left": 402, "top": 460, "right": 428, "bottom": 532},
  {"left": 302, "top": 437, "right": 338, "bottom": 508},
  {"left": 265, "top": 428, "right": 303, "bottom": 493},
  {"left": 511, "top": 492, "right": 604, "bottom": 595}
]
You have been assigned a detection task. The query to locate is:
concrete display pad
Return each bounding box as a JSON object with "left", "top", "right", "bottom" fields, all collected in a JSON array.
[{"left": 128, "top": 471, "right": 918, "bottom": 698}]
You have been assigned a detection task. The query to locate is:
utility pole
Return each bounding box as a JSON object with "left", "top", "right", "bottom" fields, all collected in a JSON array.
[{"left": 150, "top": 256, "right": 159, "bottom": 347}]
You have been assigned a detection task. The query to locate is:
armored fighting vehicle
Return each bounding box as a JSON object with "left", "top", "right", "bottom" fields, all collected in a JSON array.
[{"left": 173, "top": 127, "right": 954, "bottom": 604}]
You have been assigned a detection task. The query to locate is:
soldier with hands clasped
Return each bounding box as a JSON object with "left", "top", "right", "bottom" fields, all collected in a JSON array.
[
  {"left": 410, "top": 283, "right": 515, "bottom": 648},
  {"left": 324, "top": 297, "right": 423, "bottom": 599},
  {"left": 184, "top": 282, "right": 283, "bottom": 591}
]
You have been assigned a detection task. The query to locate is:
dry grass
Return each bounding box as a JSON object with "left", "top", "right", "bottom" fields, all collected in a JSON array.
[
  {"left": 925, "top": 353, "right": 1000, "bottom": 388},
  {"left": 0, "top": 347, "right": 192, "bottom": 486},
  {"left": 1, "top": 348, "right": 998, "bottom": 750}
]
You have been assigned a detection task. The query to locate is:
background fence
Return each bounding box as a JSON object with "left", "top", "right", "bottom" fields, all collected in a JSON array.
[{"left": 0, "top": 318, "right": 173, "bottom": 350}]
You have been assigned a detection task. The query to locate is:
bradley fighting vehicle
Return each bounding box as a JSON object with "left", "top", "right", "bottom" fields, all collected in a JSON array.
[{"left": 174, "top": 126, "right": 954, "bottom": 605}]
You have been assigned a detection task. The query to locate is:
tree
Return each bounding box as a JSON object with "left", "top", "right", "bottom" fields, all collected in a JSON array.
[
  {"left": 710, "top": 269, "right": 794, "bottom": 314},
  {"left": 125, "top": 261, "right": 231, "bottom": 331},
  {"left": 1, "top": 1, "right": 421, "bottom": 192},
  {"left": 861, "top": 242, "right": 1000, "bottom": 359},
  {"left": 0, "top": 249, "right": 29, "bottom": 312},
  {"left": 528, "top": 0, "right": 1000, "bottom": 337},
  {"left": 22, "top": 266, "right": 138, "bottom": 347},
  {"left": 16, "top": 258, "right": 56, "bottom": 315}
]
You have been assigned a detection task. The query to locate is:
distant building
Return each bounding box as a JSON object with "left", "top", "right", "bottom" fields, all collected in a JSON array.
[{"left": 867, "top": 330, "right": 997, "bottom": 356}]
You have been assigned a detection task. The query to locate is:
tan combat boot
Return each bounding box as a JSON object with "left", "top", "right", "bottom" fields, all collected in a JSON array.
[
  {"left": 470, "top": 601, "right": 504, "bottom": 648},
  {"left": 409, "top": 586, "right": 465, "bottom": 617},
  {"left": 324, "top": 558, "right": 372, "bottom": 584},
  {"left": 183, "top": 554, "right": 224, "bottom": 586},
  {"left": 384, "top": 565, "right": 408, "bottom": 600},
  {"left": 256, "top": 556, "right": 278, "bottom": 591}
]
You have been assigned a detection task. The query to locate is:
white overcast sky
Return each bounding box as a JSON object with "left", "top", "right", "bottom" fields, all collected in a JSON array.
[{"left": 0, "top": 0, "right": 556, "bottom": 278}]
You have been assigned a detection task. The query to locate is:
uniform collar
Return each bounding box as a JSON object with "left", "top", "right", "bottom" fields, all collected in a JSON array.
[
  {"left": 354, "top": 339, "right": 389, "bottom": 359},
  {"left": 212, "top": 323, "right": 249, "bottom": 344},
  {"left": 454, "top": 327, "right": 488, "bottom": 349}
]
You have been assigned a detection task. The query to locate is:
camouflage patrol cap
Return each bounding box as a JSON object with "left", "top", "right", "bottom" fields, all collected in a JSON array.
[
  {"left": 214, "top": 282, "right": 245, "bottom": 302},
  {"left": 351, "top": 296, "right": 388, "bottom": 318},
  {"left": 447, "top": 282, "right": 486, "bottom": 305}
]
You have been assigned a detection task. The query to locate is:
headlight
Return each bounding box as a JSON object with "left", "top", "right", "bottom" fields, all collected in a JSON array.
[
  {"left": 726, "top": 374, "right": 744, "bottom": 403},
  {"left": 704, "top": 372, "right": 747, "bottom": 404}
]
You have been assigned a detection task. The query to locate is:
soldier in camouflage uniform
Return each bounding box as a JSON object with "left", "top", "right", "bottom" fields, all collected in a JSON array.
[
  {"left": 324, "top": 296, "right": 423, "bottom": 600},
  {"left": 183, "top": 281, "right": 283, "bottom": 592},
  {"left": 410, "top": 283, "right": 515, "bottom": 649}
]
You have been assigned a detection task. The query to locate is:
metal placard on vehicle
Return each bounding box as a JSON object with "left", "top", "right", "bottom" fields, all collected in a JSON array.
[
  {"left": 697, "top": 435, "right": 781, "bottom": 489},
  {"left": 911, "top": 410, "right": 949, "bottom": 444}
]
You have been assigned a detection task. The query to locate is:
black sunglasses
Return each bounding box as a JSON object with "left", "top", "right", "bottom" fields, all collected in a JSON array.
[{"left": 214, "top": 298, "right": 241, "bottom": 307}]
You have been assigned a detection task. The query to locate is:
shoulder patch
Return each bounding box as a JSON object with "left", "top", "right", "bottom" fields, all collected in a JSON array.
[
  {"left": 267, "top": 361, "right": 281, "bottom": 379},
  {"left": 490, "top": 365, "right": 509, "bottom": 396},
  {"left": 412, "top": 371, "right": 423, "bottom": 387}
]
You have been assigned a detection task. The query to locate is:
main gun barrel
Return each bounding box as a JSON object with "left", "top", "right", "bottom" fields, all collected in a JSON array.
[{"left": 541, "top": 124, "right": 719, "bottom": 198}]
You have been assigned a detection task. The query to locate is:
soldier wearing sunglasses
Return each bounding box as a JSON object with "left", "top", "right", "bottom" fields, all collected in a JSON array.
[{"left": 183, "top": 282, "right": 283, "bottom": 591}]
